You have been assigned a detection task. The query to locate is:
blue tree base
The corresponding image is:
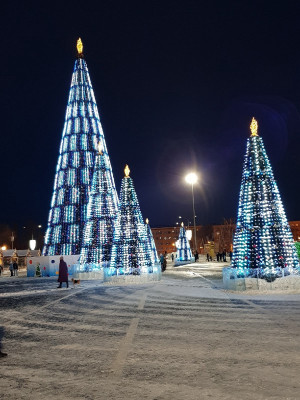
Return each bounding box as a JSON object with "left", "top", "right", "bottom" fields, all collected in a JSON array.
[
  {"left": 103, "top": 266, "right": 161, "bottom": 285},
  {"left": 223, "top": 267, "right": 300, "bottom": 291},
  {"left": 174, "top": 258, "right": 195, "bottom": 267}
]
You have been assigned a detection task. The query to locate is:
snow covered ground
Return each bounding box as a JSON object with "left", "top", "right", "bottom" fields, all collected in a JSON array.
[{"left": 0, "top": 261, "right": 299, "bottom": 399}]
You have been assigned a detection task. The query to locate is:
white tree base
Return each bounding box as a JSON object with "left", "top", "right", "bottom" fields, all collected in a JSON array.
[
  {"left": 103, "top": 272, "right": 161, "bottom": 285},
  {"left": 223, "top": 267, "right": 300, "bottom": 291}
]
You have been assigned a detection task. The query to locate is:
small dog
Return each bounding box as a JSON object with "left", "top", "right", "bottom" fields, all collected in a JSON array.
[{"left": 71, "top": 278, "right": 81, "bottom": 288}]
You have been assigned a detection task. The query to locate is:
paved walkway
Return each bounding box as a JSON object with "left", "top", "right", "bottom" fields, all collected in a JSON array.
[{"left": 0, "top": 265, "right": 299, "bottom": 399}]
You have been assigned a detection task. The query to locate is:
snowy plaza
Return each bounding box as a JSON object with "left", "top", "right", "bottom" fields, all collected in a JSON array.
[
  {"left": 1, "top": 37, "right": 300, "bottom": 400},
  {"left": 1, "top": 259, "right": 300, "bottom": 400}
]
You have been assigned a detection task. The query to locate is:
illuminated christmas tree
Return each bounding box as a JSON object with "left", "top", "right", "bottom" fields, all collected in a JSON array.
[
  {"left": 109, "top": 165, "right": 152, "bottom": 275},
  {"left": 79, "top": 143, "right": 118, "bottom": 266},
  {"left": 231, "top": 117, "right": 299, "bottom": 277},
  {"left": 145, "top": 218, "right": 159, "bottom": 266},
  {"left": 43, "top": 39, "right": 115, "bottom": 255},
  {"left": 176, "top": 223, "right": 193, "bottom": 262}
]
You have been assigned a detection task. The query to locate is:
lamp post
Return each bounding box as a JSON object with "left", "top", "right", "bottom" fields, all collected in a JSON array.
[
  {"left": 10, "top": 232, "right": 14, "bottom": 250},
  {"left": 185, "top": 172, "right": 198, "bottom": 252},
  {"left": 23, "top": 225, "right": 42, "bottom": 250}
]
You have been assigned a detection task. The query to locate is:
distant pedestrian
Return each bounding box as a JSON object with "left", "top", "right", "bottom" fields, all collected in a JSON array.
[
  {"left": 229, "top": 251, "right": 233, "bottom": 262},
  {"left": 13, "top": 261, "right": 18, "bottom": 277},
  {"left": 206, "top": 253, "right": 210, "bottom": 262},
  {"left": 9, "top": 263, "right": 14, "bottom": 277},
  {"left": 163, "top": 255, "right": 167, "bottom": 272},
  {"left": 171, "top": 253, "right": 174, "bottom": 262},
  {"left": 160, "top": 254, "right": 165, "bottom": 272},
  {"left": 216, "top": 252, "right": 220, "bottom": 262},
  {"left": 194, "top": 251, "right": 199, "bottom": 262},
  {"left": 223, "top": 250, "right": 227, "bottom": 262},
  {"left": 57, "top": 256, "right": 69, "bottom": 288}
]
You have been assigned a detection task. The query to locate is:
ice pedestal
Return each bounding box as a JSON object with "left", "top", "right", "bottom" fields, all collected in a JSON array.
[
  {"left": 223, "top": 267, "right": 300, "bottom": 291},
  {"left": 174, "top": 257, "right": 195, "bottom": 267},
  {"left": 72, "top": 263, "right": 106, "bottom": 280},
  {"left": 103, "top": 263, "right": 161, "bottom": 285}
]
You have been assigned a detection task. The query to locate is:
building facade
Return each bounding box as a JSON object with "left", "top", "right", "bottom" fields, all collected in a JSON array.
[{"left": 151, "top": 221, "right": 300, "bottom": 257}]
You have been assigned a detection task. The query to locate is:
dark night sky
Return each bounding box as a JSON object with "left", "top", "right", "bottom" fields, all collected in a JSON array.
[{"left": 1, "top": 0, "right": 300, "bottom": 243}]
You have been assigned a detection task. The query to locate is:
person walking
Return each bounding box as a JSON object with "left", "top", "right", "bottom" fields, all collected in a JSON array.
[
  {"left": 9, "top": 262, "right": 14, "bottom": 277},
  {"left": 57, "top": 256, "right": 69, "bottom": 288},
  {"left": 13, "top": 261, "right": 18, "bottom": 277},
  {"left": 194, "top": 251, "right": 199, "bottom": 262}
]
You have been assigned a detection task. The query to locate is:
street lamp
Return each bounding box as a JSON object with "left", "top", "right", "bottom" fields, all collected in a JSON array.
[
  {"left": 23, "top": 225, "right": 42, "bottom": 250},
  {"left": 10, "top": 232, "right": 14, "bottom": 249},
  {"left": 29, "top": 235, "right": 37, "bottom": 251},
  {"left": 185, "top": 172, "right": 198, "bottom": 252}
]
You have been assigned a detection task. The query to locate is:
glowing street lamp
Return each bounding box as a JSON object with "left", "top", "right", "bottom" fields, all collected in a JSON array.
[
  {"left": 185, "top": 172, "right": 198, "bottom": 252},
  {"left": 29, "top": 238, "right": 37, "bottom": 251}
]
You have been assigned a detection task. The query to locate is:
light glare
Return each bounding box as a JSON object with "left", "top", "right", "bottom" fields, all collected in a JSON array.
[{"left": 185, "top": 172, "right": 198, "bottom": 185}]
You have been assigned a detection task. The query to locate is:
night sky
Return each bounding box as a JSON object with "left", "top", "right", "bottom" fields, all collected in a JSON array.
[{"left": 1, "top": 1, "right": 300, "bottom": 246}]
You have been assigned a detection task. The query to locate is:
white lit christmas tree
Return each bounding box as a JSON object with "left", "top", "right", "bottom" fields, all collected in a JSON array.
[
  {"left": 231, "top": 117, "right": 299, "bottom": 279},
  {"left": 176, "top": 223, "right": 193, "bottom": 262},
  {"left": 43, "top": 39, "right": 116, "bottom": 255},
  {"left": 79, "top": 143, "right": 118, "bottom": 267},
  {"left": 108, "top": 165, "right": 152, "bottom": 275},
  {"left": 145, "top": 218, "right": 160, "bottom": 266}
]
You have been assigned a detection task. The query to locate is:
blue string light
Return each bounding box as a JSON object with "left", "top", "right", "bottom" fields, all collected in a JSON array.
[
  {"left": 231, "top": 118, "right": 300, "bottom": 279},
  {"left": 43, "top": 47, "right": 107, "bottom": 255}
]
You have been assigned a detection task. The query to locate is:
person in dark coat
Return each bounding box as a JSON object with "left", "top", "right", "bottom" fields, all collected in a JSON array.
[
  {"left": 57, "top": 256, "right": 69, "bottom": 288},
  {"left": 194, "top": 251, "right": 199, "bottom": 262},
  {"left": 9, "top": 262, "right": 14, "bottom": 277},
  {"left": 13, "top": 261, "right": 18, "bottom": 277}
]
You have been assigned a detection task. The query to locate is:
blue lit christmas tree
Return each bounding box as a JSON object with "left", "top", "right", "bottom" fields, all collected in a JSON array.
[
  {"left": 43, "top": 39, "right": 116, "bottom": 255},
  {"left": 108, "top": 165, "right": 152, "bottom": 275},
  {"left": 231, "top": 118, "right": 300, "bottom": 278},
  {"left": 176, "top": 223, "right": 193, "bottom": 262},
  {"left": 79, "top": 143, "right": 118, "bottom": 267},
  {"left": 145, "top": 218, "right": 160, "bottom": 266}
]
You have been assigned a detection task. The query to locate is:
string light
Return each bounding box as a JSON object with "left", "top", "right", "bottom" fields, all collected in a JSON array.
[
  {"left": 108, "top": 166, "right": 156, "bottom": 276},
  {"left": 43, "top": 39, "right": 110, "bottom": 255},
  {"left": 231, "top": 118, "right": 300, "bottom": 279},
  {"left": 79, "top": 142, "right": 119, "bottom": 268},
  {"left": 176, "top": 222, "right": 193, "bottom": 261},
  {"left": 145, "top": 218, "right": 160, "bottom": 266}
]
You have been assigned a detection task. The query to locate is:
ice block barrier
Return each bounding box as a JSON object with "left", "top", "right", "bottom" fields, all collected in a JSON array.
[{"left": 223, "top": 267, "right": 300, "bottom": 291}]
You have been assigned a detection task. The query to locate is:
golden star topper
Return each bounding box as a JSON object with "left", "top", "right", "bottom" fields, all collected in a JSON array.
[
  {"left": 124, "top": 164, "right": 130, "bottom": 177},
  {"left": 77, "top": 38, "right": 83, "bottom": 55},
  {"left": 250, "top": 117, "right": 258, "bottom": 136}
]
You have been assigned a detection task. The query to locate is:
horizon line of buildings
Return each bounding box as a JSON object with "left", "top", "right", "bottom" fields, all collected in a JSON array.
[{"left": 151, "top": 221, "right": 300, "bottom": 256}]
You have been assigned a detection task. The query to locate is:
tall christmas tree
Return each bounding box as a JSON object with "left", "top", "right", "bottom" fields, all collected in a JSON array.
[
  {"left": 109, "top": 165, "right": 152, "bottom": 275},
  {"left": 145, "top": 218, "right": 160, "bottom": 266},
  {"left": 176, "top": 223, "right": 193, "bottom": 262},
  {"left": 79, "top": 143, "right": 118, "bottom": 266},
  {"left": 43, "top": 39, "right": 116, "bottom": 255},
  {"left": 231, "top": 117, "right": 299, "bottom": 276}
]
